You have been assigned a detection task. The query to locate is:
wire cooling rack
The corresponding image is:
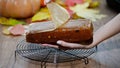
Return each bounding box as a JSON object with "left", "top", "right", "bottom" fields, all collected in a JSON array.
[{"left": 15, "top": 40, "right": 97, "bottom": 68}]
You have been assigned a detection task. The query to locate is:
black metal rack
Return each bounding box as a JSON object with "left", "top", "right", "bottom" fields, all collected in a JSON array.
[{"left": 14, "top": 40, "right": 97, "bottom": 68}]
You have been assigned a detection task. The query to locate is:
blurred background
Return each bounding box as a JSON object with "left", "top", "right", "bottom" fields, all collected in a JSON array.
[{"left": 0, "top": 0, "right": 120, "bottom": 68}]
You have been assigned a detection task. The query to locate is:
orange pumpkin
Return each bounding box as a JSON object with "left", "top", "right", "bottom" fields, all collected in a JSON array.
[
  {"left": 40, "top": 0, "right": 55, "bottom": 7},
  {"left": 0, "top": 0, "right": 41, "bottom": 18}
]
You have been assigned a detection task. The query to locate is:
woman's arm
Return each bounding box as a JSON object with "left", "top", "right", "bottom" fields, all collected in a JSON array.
[
  {"left": 90, "top": 13, "right": 120, "bottom": 48},
  {"left": 43, "top": 13, "right": 120, "bottom": 49}
]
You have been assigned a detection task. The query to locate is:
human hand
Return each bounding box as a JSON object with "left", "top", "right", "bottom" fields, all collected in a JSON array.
[
  {"left": 42, "top": 13, "right": 120, "bottom": 50},
  {"left": 42, "top": 40, "right": 96, "bottom": 49}
]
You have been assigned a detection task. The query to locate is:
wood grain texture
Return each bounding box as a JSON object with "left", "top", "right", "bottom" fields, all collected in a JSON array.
[{"left": 0, "top": 0, "right": 120, "bottom": 68}]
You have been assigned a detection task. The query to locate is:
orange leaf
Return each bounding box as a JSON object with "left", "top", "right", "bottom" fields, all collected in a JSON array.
[
  {"left": 10, "top": 24, "right": 25, "bottom": 36},
  {"left": 65, "top": 0, "right": 84, "bottom": 6}
]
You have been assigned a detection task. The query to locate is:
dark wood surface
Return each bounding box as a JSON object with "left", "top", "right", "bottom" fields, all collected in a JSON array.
[{"left": 0, "top": 0, "right": 120, "bottom": 68}]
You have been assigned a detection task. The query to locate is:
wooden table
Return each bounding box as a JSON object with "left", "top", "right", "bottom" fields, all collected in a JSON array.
[{"left": 0, "top": 0, "right": 120, "bottom": 68}]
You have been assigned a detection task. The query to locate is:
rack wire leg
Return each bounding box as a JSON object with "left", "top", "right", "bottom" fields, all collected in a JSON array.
[
  {"left": 40, "top": 51, "right": 52, "bottom": 68},
  {"left": 12, "top": 51, "right": 17, "bottom": 68},
  {"left": 84, "top": 57, "right": 89, "bottom": 65}
]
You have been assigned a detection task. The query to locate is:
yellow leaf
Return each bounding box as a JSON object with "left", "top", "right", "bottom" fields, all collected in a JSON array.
[
  {"left": 55, "top": 0, "right": 65, "bottom": 6},
  {"left": 0, "top": 17, "right": 9, "bottom": 25},
  {"left": 84, "top": 0, "right": 92, "bottom": 3},
  {"left": 70, "top": 3, "right": 106, "bottom": 22},
  {"left": 2, "top": 27, "right": 10, "bottom": 35},
  {"left": 0, "top": 17, "right": 25, "bottom": 26},
  {"left": 40, "top": 7, "right": 49, "bottom": 12},
  {"left": 89, "top": 1, "right": 99, "bottom": 8},
  {"left": 32, "top": 12, "right": 50, "bottom": 22},
  {"left": 32, "top": 8, "right": 50, "bottom": 22}
]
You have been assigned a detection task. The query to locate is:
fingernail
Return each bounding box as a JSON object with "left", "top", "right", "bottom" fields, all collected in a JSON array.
[{"left": 57, "top": 40, "right": 62, "bottom": 45}]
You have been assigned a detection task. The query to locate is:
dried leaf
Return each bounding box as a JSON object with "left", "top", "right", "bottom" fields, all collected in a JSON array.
[
  {"left": 84, "top": 0, "right": 92, "bottom": 3},
  {"left": 65, "top": 0, "right": 84, "bottom": 6},
  {"left": 8, "top": 18, "right": 26, "bottom": 26},
  {"left": 70, "top": 3, "right": 106, "bottom": 21},
  {"left": 32, "top": 8, "right": 50, "bottom": 22},
  {"left": 2, "top": 27, "right": 10, "bottom": 35},
  {"left": 0, "top": 17, "right": 26, "bottom": 26},
  {"left": 10, "top": 24, "right": 25, "bottom": 36},
  {"left": 0, "top": 17, "right": 9, "bottom": 25},
  {"left": 89, "top": 1, "right": 99, "bottom": 8},
  {"left": 55, "top": 0, "right": 65, "bottom": 6}
]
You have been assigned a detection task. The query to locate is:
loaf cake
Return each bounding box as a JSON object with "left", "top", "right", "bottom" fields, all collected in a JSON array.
[{"left": 26, "top": 19, "right": 93, "bottom": 44}]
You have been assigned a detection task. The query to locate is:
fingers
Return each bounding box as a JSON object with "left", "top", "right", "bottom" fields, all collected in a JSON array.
[
  {"left": 57, "top": 40, "right": 94, "bottom": 49},
  {"left": 42, "top": 40, "right": 95, "bottom": 49},
  {"left": 42, "top": 44, "right": 71, "bottom": 50},
  {"left": 57, "top": 40, "right": 84, "bottom": 49},
  {"left": 42, "top": 44, "right": 59, "bottom": 48},
  {"left": 57, "top": 40, "right": 76, "bottom": 48}
]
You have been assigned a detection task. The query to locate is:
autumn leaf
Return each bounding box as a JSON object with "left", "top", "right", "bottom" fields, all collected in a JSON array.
[
  {"left": 84, "top": 0, "right": 92, "bottom": 3},
  {"left": 8, "top": 18, "right": 26, "bottom": 26},
  {"left": 32, "top": 8, "right": 50, "bottom": 22},
  {"left": 65, "top": 0, "right": 84, "bottom": 6},
  {"left": 89, "top": 1, "right": 100, "bottom": 8},
  {"left": 0, "top": 17, "right": 26, "bottom": 26},
  {"left": 10, "top": 24, "right": 25, "bottom": 36},
  {"left": 2, "top": 26, "right": 10, "bottom": 35},
  {"left": 0, "top": 17, "right": 9, "bottom": 25},
  {"left": 55, "top": 0, "right": 65, "bottom": 6},
  {"left": 70, "top": 3, "right": 106, "bottom": 21}
]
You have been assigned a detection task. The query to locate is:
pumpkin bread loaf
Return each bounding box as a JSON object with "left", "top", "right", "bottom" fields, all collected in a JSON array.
[{"left": 26, "top": 19, "right": 93, "bottom": 44}]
